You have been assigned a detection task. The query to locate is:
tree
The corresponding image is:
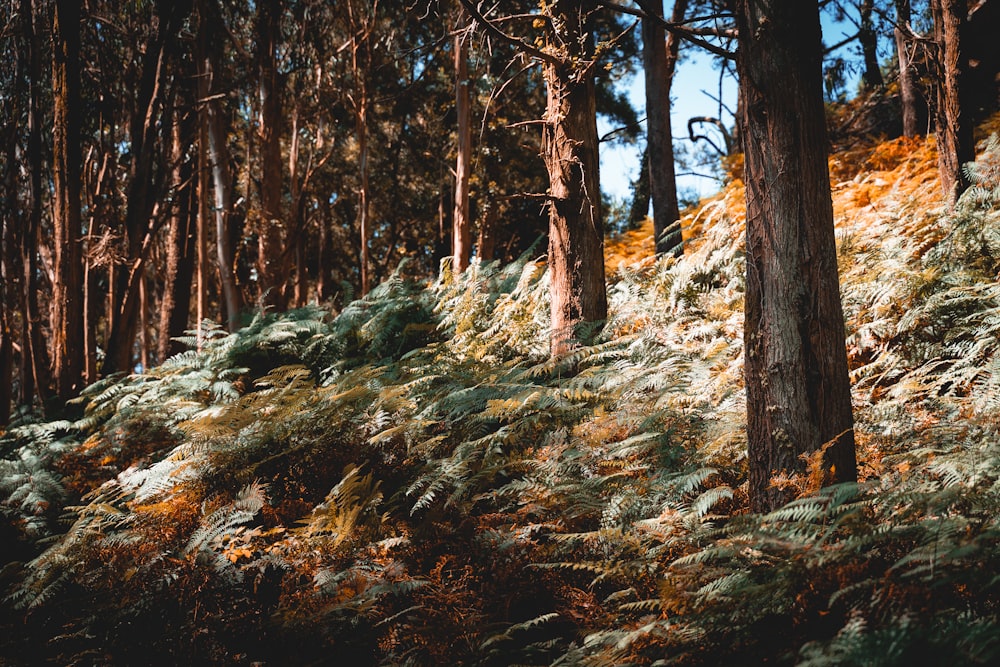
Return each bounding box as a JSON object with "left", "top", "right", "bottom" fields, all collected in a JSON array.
[
  {"left": 893, "top": 0, "right": 924, "bottom": 136},
  {"left": 930, "top": 0, "right": 974, "bottom": 202},
  {"left": 639, "top": 0, "right": 688, "bottom": 255},
  {"left": 731, "top": 0, "right": 857, "bottom": 512},
  {"left": 459, "top": 0, "right": 609, "bottom": 355},
  {"left": 255, "top": 0, "right": 289, "bottom": 311},
  {"left": 452, "top": 19, "right": 472, "bottom": 273},
  {"left": 197, "top": 0, "right": 243, "bottom": 331},
  {"left": 51, "top": 0, "right": 86, "bottom": 399},
  {"left": 858, "top": 0, "right": 884, "bottom": 89}
]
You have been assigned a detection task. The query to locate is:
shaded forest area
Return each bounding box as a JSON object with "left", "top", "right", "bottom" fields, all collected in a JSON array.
[{"left": 3, "top": 0, "right": 1000, "bottom": 665}]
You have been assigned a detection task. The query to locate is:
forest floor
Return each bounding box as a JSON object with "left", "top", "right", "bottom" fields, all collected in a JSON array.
[{"left": 3, "top": 119, "right": 1000, "bottom": 665}]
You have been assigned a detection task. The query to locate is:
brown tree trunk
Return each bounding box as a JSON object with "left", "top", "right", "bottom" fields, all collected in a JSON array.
[
  {"left": 543, "top": 0, "right": 607, "bottom": 356},
  {"left": 198, "top": 0, "right": 243, "bottom": 331},
  {"left": 452, "top": 26, "right": 472, "bottom": 272},
  {"left": 642, "top": 0, "right": 687, "bottom": 255},
  {"left": 51, "top": 0, "right": 85, "bottom": 399},
  {"left": 102, "top": 0, "right": 189, "bottom": 375},
  {"left": 255, "top": 0, "right": 287, "bottom": 311},
  {"left": 20, "top": 0, "right": 49, "bottom": 406},
  {"left": 894, "top": 0, "right": 923, "bottom": 137},
  {"left": 477, "top": 204, "right": 497, "bottom": 263},
  {"left": 158, "top": 113, "right": 196, "bottom": 362},
  {"left": 931, "top": 0, "right": 975, "bottom": 203},
  {"left": 733, "top": 0, "right": 856, "bottom": 512},
  {"left": 859, "top": 0, "right": 884, "bottom": 89},
  {"left": 348, "top": 0, "right": 373, "bottom": 296}
]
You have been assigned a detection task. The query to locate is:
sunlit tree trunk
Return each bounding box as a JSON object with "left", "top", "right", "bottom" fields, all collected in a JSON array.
[
  {"left": 51, "top": 0, "right": 85, "bottom": 399},
  {"left": 452, "top": 25, "right": 472, "bottom": 272},
  {"left": 894, "top": 0, "right": 922, "bottom": 137},
  {"left": 642, "top": 0, "right": 687, "bottom": 255},
  {"left": 931, "top": 0, "right": 974, "bottom": 203},
  {"left": 256, "top": 0, "right": 288, "bottom": 311},
  {"left": 733, "top": 0, "right": 856, "bottom": 512},
  {"left": 543, "top": 0, "right": 607, "bottom": 355}
]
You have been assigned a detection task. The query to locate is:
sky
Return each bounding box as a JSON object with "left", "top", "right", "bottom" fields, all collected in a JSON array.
[{"left": 599, "top": 9, "right": 874, "bottom": 204}]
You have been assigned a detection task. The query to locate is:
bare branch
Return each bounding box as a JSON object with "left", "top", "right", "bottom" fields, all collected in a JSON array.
[{"left": 456, "top": 0, "right": 563, "bottom": 67}]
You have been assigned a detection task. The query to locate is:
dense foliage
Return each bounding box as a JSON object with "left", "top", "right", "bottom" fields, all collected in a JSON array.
[{"left": 2, "top": 130, "right": 1000, "bottom": 665}]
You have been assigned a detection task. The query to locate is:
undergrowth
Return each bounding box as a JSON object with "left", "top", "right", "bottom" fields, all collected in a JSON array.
[{"left": 1, "top": 132, "right": 999, "bottom": 665}]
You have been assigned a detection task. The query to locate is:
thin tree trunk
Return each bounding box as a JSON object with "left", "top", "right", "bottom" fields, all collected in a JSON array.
[
  {"left": 102, "top": 0, "right": 190, "bottom": 375},
  {"left": 198, "top": 0, "right": 243, "bottom": 331},
  {"left": 348, "top": 0, "right": 373, "bottom": 296},
  {"left": 894, "top": 0, "right": 922, "bottom": 137},
  {"left": 197, "top": 113, "right": 209, "bottom": 350},
  {"left": 477, "top": 204, "right": 497, "bottom": 263},
  {"left": 734, "top": 0, "right": 856, "bottom": 512},
  {"left": 643, "top": 0, "right": 687, "bottom": 255},
  {"left": 452, "top": 26, "right": 472, "bottom": 272},
  {"left": 255, "top": 0, "right": 287, "bottom": 311},
  {"left": 629, "top": 146, "right": 651, "bottom": 226},
  {"left": 931, "top": 0, "right": 974, "bottom": 203},
  {"left": 51, "top": 0, "right": 85, "bottom": 400},
  {"left": 158, "top": 113, "right": 196, "bottom": 362},
  {"left": 543, "top": 0, "right": 607, "bottom": 356},
  {"left": 859, "top": 0, "right": 884, "bottom": 89}
]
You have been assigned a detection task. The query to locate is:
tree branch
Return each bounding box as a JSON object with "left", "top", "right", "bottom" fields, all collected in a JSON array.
[{"left": 456, "top": 0, "right": 563, "bottom": 67}]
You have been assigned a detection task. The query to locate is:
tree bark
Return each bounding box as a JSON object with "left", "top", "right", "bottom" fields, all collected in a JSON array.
[
  {"left": 453, "top": 26, "right": 472, "bottom": 273},
  {"left": 543, "top": 0, "right": 608, "bottom": 355},
  {"left": 19, "top": 0, "right": 50, "bottom": 406},
  {"left": 643, "top": 0, "right": 687, "bottom": 255},
  {"left": 931, "top": 0, "right": 974, "bottom": 203},
  {"left": 347, "top": 0, "right": 373, "bottom": 296},
  {"left": 255, "top": 0, "right": 288, "bottom": 311},
  {"left": 51, "top": 0, "right": 85, "bottom": 399},
  {"left": 894, "top": 0, "right": 922, "bottom": 137},
  {"left": 733, "top": 0, "right": 856, "bottom": 512},
  {"left": 198, "top": 0, "right": 243, "bottom": 331},
  {"left": 158, "top": 111, "right": 197, "bottom": 362},
  {"left": 102, "top": 0, "right": 190, "bottom": 375}
]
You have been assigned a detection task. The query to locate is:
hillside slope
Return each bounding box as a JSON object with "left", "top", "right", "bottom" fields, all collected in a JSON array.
[{"left": 2, "top": 128, "right": 1000, "bottom": 665}]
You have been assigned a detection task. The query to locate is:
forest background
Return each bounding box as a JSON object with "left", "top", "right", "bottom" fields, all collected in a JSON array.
[{"left": 2, "top": 0, "right": 1000, "bottom": 664}]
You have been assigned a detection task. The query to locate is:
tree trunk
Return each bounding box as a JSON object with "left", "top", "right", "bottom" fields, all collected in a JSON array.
[
  {"left": 198, "top": 0, "right": 243, "bottom": 331},
  {"left": 733, "top": 0, "right": 856, "bottom": 512},
  {"left": 255, "top": 0, "right": 287, "bottom": 311},
  {"left": 859, "top": 0, "right": 884, "bottom": 89},
  {"left": 543, "top": 0, "right": 607, "bottom": 356},
  {"left": 931, "top": 0, "right": 974, "bottom": 203},
  {"left": 347, "top": 0, "right": 373, "bottom": 296},
  {"left": 102, "top": 0, "right": 190, "bottom": 375},
  {"left": 629, "top": 146, "right": 651, "bottom": 226},
  {"left": 894, "top": 0, "right": 923, "bottom": 137},
  {"left": 158, "top": 112, "right": 197, "bottom": 362},
  {"left": 51, "top": 0, "right": 85, "bottom": 400},
  {"left": 453, "top": 27, "right": 472, "bottom": 272},
  {"left": 643, "top": 0, "right": 687, "bottom": 255},
  {"left": 477, "top": 204, "right": 497, "bottom": 263},
  {"left": 20, "top": 0, "right": 49, "bottom": 406}
]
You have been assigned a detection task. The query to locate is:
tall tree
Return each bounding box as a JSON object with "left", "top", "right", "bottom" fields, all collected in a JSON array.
[
  {"left": 459, "top": 0, "right": 608, "bottom": 355},
  {"left": 894, "top": 0, "right": 923, "bottom": 136},
  {"left": 731, "top": 0, "right": 857, "bottom": 512},
  {"left": 930, "top": 0, "right": 974, "bottom": 202},
  {"left": 255, "top": 0, "right": 288, "bottom": 311},
  {"left": 157, "top": 106, "right": 197, "bottom": 362},
  {"left": 102, "top": 0, "right": 193, "bottom": 375},
  {"left": 51, "top": 0, "right": 86, "bottom": 399},
  {"left": 640, "top": 0, "right": 688, "bottom": 255},
  {"left": 858, "top": 0, "right": 884, "bottom": 89},
  {"left": 452, "top": 21, "right": 472, "bottom": 273},
  {"left": 197, "top": 0, "right": 243, "bottom": 331}
]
